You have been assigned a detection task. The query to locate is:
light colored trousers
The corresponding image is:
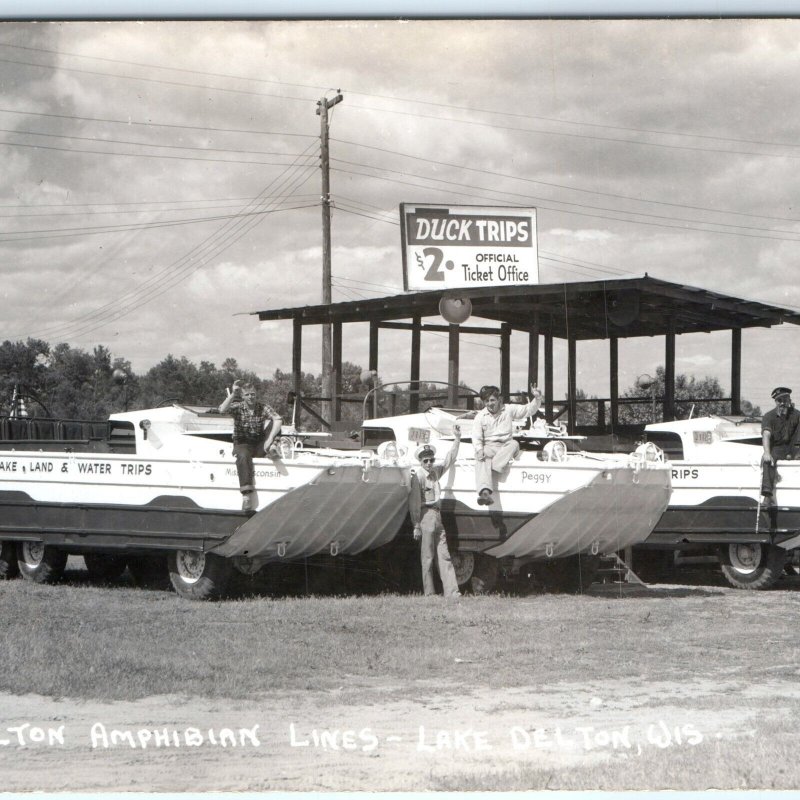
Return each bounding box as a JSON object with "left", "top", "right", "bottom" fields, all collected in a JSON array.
[
  {"left": 475, "top": 439, "right": 520, "bottom": 494},
  {"left": 419, "top": 508, "right": 461, "bottom": 597}
]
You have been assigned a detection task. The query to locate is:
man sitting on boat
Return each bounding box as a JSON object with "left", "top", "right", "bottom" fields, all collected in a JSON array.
[
  {"left": 219, "top": 380, "right": 282, "bottom": 512},
  {"left": 472, "top": 383, "right": 543, "bottom": 506},
  {"left": 409, "top": 427, "right": 462, "bottom": 598},
  {"left": 761, "top": 386, "right": 800, "bottom": 506}
]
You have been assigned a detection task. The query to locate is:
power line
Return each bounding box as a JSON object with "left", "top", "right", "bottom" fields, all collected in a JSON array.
[
  {"left": 333, "top": 203, "right": 399, "bottom": 227},
  {"left": 64, "top": 163, "right": 320, "bottom": 341},
  {"left": 0, "top": 105, "right": 317, "bottom": 139},
  {"left": 5, "top": 51, "right": 798, "bottom": 161},
  {"left": 0, "top": 193, "right": 315, "bottom": 210},
  {"left": 0, "top": 196, "right": 319, "bottom": 220},
  {"left": 332, "top": 274, "right": 404, "bottom": 293},
  {"left": 4, "top": 42, "right": 796, "bottom": 154},
  {"left": 0, "top": 41, "right": 332, "bottom": 95},
  {"left": 0, "top": 55, "right": 314, "bottom": 104},
  {"left": 341, "top": 99, "right": 800, "bottom": 161},
  {"left": 0, "top": 203, "right": 319, "bottom": 244},
  {"left": 333, "top": 137, "right": 800, "bottom": 227},
  {"left": 14, "top": 146, "right": 321, "bottom": 341},
  {"left": 2, "top": 124, "right": 310, "bottom": 158},
  {"left": 333, "top": 156, "right": 800, "bottom": 238},
  {"left": 0, "top": 136, "right": 319, "bottom": 168},
  {"left": 331, "top": 164, "right": 800, "bottom": 244},
  {"left": 539, "top": 251, "right": 637, "bottom": 278}
]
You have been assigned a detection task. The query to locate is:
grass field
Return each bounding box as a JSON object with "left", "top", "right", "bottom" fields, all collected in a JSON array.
[{"left": 1, "top": 560, "right": 800, "bottom": 791}]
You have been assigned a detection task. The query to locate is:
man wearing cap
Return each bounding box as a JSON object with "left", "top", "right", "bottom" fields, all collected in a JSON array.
[
  {"left": 408, "top": 426, "right": 462, "bottom": 597},
  {"left": 760, "top": 386, "right": 800, "bottom": 504},
  {"left": 472, "top": 383, "right": 543, "bottom": 506}
]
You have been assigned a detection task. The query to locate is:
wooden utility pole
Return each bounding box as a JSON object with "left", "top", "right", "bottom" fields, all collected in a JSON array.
[{"left": 316, "top": 91, "right": 343, "bottom": 425}]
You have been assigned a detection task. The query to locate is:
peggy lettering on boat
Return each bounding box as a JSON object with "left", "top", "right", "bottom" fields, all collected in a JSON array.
[{"left": 521, "top": 471, "right": 552, "bottom": 483}]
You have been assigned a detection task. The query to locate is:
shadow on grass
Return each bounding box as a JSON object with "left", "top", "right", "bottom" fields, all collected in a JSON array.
[{"left": 23, "top": 556, "right": 800, "bottom": 602}]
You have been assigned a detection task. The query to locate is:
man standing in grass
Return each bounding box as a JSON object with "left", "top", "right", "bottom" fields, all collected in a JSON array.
[
  {"left": 220, "top": 380, "right": 282, "bottom": 512},
  {"left": 409, "top": 425, "right": 462, "bottom": 598},
  {"left": 472, "top": 384, "right": 543, "bottom": 506}
]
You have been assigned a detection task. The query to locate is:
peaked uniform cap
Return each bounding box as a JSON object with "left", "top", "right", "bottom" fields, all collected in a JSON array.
[
  {"left": 415, "top": 444, "right": 436, "bottom": 461},
  {"left": 771, "top": 387, "right": 792, "bottom": 399}
]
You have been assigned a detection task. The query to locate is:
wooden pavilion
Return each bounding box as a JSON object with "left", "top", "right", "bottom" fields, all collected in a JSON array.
[{"left": 253, "top": 276, "right": 800, "bottom": 433}]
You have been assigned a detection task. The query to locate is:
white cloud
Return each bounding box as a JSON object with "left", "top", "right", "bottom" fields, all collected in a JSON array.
[{"left": 1, "top": 18, "right": 799, "bottom": 407}]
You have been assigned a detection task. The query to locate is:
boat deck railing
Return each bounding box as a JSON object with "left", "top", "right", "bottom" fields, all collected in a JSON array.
[{"left": 0, "top": 416, "right": 110, "bottom": 442}]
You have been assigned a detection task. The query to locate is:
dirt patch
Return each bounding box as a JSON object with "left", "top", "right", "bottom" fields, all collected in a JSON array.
[{"left": 1, "top": 673, "right": 797, "bottom": 791}]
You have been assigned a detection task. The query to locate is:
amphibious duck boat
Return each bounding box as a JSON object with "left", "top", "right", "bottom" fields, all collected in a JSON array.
[
  {"left": 0, "top": 402, "right": 670, "bottom": 599},
  {"left": 640, "top": 414, "right": 800, "bottom": 589}
]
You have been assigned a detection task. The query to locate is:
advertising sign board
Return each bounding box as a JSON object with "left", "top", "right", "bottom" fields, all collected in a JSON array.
[{"left": 400, "top": 203, "right": 538, "bottom": 291}]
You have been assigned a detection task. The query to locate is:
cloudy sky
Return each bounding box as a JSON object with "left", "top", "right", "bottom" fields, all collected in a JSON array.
[{"left": 1, "top": 18, "right": 800, "bottom": 409}]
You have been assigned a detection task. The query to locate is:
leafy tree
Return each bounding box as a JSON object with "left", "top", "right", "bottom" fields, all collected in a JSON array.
[
  {"left": 0, "top": 338, "right": 51, "bottom": 412},
  {"left": 618, "top": 366, "right": 759, "bottom": 424}
]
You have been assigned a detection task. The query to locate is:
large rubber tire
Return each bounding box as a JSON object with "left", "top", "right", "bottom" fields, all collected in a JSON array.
[
  {"left": 127, "top": 554, "right": 171, "bottom": 590},
  {"left": 719, "top": 543, "right": 787, "bottom": 590},
  {"left": 83, "top": 553, "right": 128, "bottom": 582},
  {"left": 0, "top": 540, "right": 19, "bottom": 579},
  {"left": 451, "top": 551, "right": 499, "bottom": 595},
  {"left": 16, "top": 541, "right": 68, "bottom": 584},
  {"left": 470, "top": 553, "right": 499, "bottom": 595},
  {"left": 452, "top": 551, "right": 475, "bottom": 587},
  {"left": 168, "top": 550, "right": 233, "bottom": 600}
]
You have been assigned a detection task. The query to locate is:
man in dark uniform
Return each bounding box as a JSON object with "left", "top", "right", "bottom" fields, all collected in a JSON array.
[{"left": 760, "top": 386, "right": 800, "bottom": 505}]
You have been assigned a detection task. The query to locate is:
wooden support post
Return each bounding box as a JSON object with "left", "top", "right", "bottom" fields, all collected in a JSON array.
[
  {"left": 292, "top": 316, "right": 302, "bottom": 428},
  {"left": 610, "top": 337, "right": 619, "bottom": 429},
  {"left": 528, "top": 313, "right": 539, "bottom": 391},
  {"left": 448, "top": 324, "right": 460, "bottom": 406},
  {"left": 332, "top": 321, "right": 342, "bottom": 423},
  {"left": 567, "top": 335, "right": 577, "bottom": 433},
  {"left": 500, "top": 324, "right": 511, "bottom": 401},
  {"left": 731, "top": 327, "right": 742, "bottom": 414},
  {"left": 367, "top": 320, "right": 379, "bottom": 420},
  {"left": 369, "top": 319, "right": 379, "bottom": 374},
  {"left": 664, "top": 320, "right": 676, "bottom": 421},
  {"left": 410, "top": 314, "right": 421, "bottom": 414},
  {"left": 544, "top": 331, "right": 554, "bottom": 422}
]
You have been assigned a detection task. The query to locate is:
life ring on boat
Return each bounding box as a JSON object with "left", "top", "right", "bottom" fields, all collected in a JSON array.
[
  {"left": 276, "top": 435, "right": 295, "bottom": 459},
  {"left": 634, "top": 441, "right": 665, "bottom": 463},
  {"left": 542, "top": 440, "right": 568, "bottom": 463}
]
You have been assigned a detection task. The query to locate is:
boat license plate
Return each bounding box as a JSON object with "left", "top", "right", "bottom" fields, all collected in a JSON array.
[{"left": 407, "top": 427, "right": 430, "bottom": 443}]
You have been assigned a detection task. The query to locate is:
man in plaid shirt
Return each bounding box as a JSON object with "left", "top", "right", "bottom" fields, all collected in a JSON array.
[{"left": 219, "top": 380, "right": 282, "bottom": 511}]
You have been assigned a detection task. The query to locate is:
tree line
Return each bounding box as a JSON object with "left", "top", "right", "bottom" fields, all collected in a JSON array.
[{"left": 0, "top": 338, "right": 756, "bottom": 425}]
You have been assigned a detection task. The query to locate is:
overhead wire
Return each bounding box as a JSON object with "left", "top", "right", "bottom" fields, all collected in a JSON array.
[
  {"left": 0, "top": 203, "right": 319, "bottom": 244},
  {"left": 0, "top": 195, "right": 319, "bottom": 219},
  {"left": 332, "top": 156, "right": 800, "bottom": 239},
  {"left": 330, "top": 164, "right": 800, "bottom": 243},
  {"left": 0, "top": 55, "right": 314, "bottom": 105},
  {"left": 64, "top": 163, "right": 320, "bottom": 342},
  {"left": 0, "top": 104, "right": 317, "bottom": 139},
  {"left": 0, "top": 124, "right": 310, "bottom": 159},
  {"left": 14, "top": 143, "right": 321, "bottom": 341},
  {"left": 5, "top": 39, "right": 799, "bottom": 346},
  {"left": 0, "top": 137, "right": 317, "bottom": 168},
  {"left": 8, "top": 41, "right": 800, "bottom": 154},
  {"left": 333, "top": 137, "right": 800, "bottom": 226}
]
